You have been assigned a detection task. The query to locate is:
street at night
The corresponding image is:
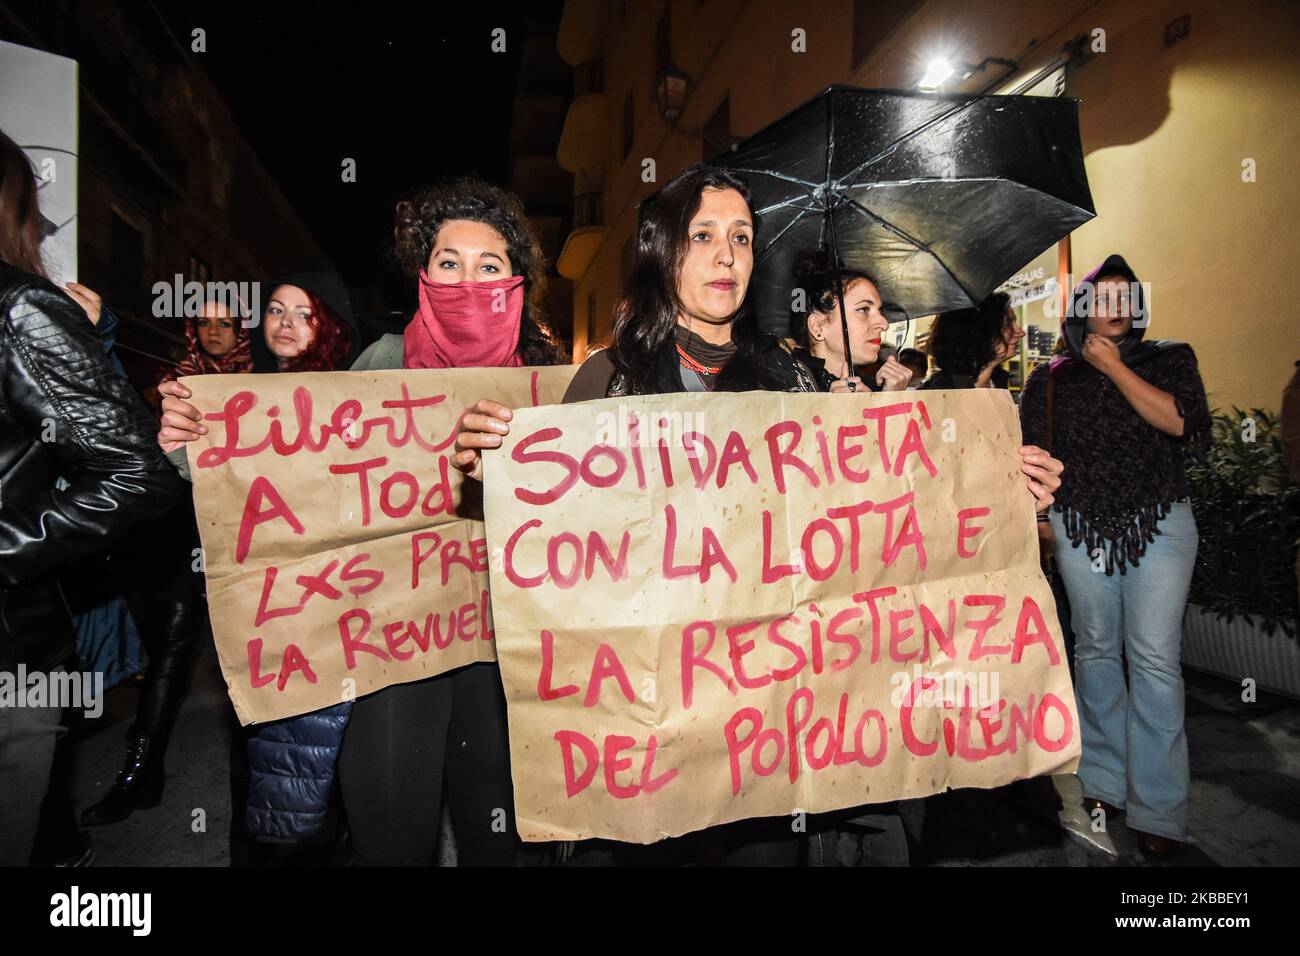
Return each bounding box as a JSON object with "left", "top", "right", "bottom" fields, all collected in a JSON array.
[{"left": 1, "top": 0, "right": 1296, "bottom": 939}]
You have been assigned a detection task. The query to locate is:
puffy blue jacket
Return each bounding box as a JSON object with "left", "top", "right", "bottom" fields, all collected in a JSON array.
[{"left": 246, "top": 702, "right": 352, "bottom": 841}]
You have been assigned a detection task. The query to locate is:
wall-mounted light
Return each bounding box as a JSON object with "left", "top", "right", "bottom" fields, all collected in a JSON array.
[
  {"left": 656, "top": 64, "right": 690, "bottom": 121},
  {"left": 918, "top": 59, "right": 955, "bottom": 92},
  {"left": 917, "top": 56, "right": 1019, "bottom": 93}
]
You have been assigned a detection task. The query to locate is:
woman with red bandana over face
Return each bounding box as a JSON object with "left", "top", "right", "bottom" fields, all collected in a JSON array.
[
  {"left": 152, "top": 184, "right": 561, "bottom": 864},
  {"left": 342, "top": 179, "right": 565, "bottom": 866}
]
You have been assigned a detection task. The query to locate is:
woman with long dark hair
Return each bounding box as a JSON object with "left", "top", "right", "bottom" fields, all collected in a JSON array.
[
  {"left": 455, "top": 163, "right": 1065, "bottom": 865},
  {"left": 558, "top": 165, "right": 815, "bottom": 401},
  {"left": 920, "top": 292, "right": 1023, "bottom": 391},
  {"left": 0, "top": 128, "right": 180, "bottom": 864}
]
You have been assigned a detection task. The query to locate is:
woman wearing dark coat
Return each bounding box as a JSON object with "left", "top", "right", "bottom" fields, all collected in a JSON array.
[
  {"left": 0, "top": 129, "right": 181, "bottom": 865},
  {"left": 456, "top": 164, "right": 1066, "bottom": 864}
]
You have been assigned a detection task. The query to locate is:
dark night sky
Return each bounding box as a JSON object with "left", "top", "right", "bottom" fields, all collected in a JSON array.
[{"left": 160, "top": 1, "right": 562, "bottom": 307}]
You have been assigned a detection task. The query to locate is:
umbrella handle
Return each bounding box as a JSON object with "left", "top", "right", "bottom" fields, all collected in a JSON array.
[{"left": 826, "top": 202, "right": 855, "bottom": 371}]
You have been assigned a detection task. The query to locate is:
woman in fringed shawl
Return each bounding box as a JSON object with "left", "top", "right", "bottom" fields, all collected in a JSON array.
[{"left": 1020, "top": 254, "right": 1210, "bottom": 858}]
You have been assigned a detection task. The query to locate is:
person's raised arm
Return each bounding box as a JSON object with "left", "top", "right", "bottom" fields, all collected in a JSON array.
[
  {"left": 1083, "top": 334, "right": 1186, "bottom": 436},
  {"left": 0, "top": 281, "right": 182, "bottom": 586}
]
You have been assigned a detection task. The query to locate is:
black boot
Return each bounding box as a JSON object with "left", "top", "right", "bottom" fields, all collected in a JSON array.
[
  {"left": 81, "top": 598, "right": 198, "bottom": 827},
  {"left": 81, "top": 733, "right": 166, "bottom": 826}
]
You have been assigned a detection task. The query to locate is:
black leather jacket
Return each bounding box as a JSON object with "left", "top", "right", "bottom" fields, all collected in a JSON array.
[{"left": 0, "top": 263, "right": 182, "bottom": 672}]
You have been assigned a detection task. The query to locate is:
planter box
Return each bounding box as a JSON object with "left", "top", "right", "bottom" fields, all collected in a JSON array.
[{"left": 1182, "top": 604, "right": 1300, "bottom": 700}]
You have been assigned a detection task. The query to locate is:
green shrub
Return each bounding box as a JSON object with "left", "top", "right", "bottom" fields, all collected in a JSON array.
[{"left": 1187, "top": 408, "right": 1300, "bottom": 638}]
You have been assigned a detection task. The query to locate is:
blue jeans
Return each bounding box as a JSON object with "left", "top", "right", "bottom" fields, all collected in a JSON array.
[{"left": 1049, "top": 502, "right": 1198, "bottom": 841}]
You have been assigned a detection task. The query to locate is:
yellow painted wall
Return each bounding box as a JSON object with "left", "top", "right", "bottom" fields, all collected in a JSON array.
[
  {"left": 1063, "top": 0, "right": 1299, "bottom": 414},
  {"left": 568, "top": 0, "right": 1299, "bottom": 412}
]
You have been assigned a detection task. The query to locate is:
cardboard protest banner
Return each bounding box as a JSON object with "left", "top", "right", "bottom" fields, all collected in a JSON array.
[
  {"left": 185, "top": 366, "right": 576, "bottom": 725},
  {"left": 484, "top": 389, "right": 1080, "bottom": 844}
]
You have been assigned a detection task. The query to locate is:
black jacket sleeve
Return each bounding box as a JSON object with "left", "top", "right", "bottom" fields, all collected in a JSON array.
[{"left": 0, "top": 279, "right": 182, "bottom": 587}]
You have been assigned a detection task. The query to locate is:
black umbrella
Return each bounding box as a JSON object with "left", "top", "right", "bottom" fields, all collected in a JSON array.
[{"left": 715, "top": 86, "right": 1096, "bottom": 365}]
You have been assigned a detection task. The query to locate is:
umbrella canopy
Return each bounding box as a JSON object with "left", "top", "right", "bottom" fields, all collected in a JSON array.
[{"left": 715, "top": 86, "right": 1096, "bottom": 346}]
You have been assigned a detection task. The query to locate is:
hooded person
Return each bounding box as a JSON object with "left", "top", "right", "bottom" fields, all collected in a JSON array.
[
  {"left": 161, "top": 300, "right": 254, "bottom": 382},
  {"left": 248, "top": 271, "right": 361, "bottom": 373},
  {"left": 1025, "top": 254, "right": 1210, "bottom": 565},
  {"left": 1019, "top": 253, "right": 1211, "bottom": 859},
  {"left": 150, "top": 271, "right": 357, "bottom": 859},
  {"left": 1062, "top": 255, "right": 1154, "bottom": 365},
  {"left": 232, "top": 272, "right": 360, "bottom": 856}
]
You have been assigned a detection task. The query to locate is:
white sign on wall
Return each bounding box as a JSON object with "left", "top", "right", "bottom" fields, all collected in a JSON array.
[{"left": 0, "top": 40, "right": 79, "bottom": 286}]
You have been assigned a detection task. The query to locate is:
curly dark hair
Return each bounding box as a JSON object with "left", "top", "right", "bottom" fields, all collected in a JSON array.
[
  {"left": 926, "top": 292, "right": 1013, "bottom": 378},
  {"left": 393, "top": 177, "right": 564, "bottom": 366},
  {"left": 787, "top": 248, "right": 879, "bottom": 347}
]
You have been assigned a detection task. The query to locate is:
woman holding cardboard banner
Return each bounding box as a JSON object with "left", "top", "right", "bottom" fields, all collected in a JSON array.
[
  {"left": 336, "top": 178, "right": 564, "bottom": 867},
  {"left": 156, "top": 182, "right": 564, "bottom": 865},
  {"left": 455, "top": 164, "right": 1064, "bottom": 863},
  {"left": 1019, "top": 255, "right": 1209, "bottom": 859},
  {"left": 455, "top": 166, "right": 1062, "bottom": 542},
  {"left": 155, "top": 273, "right": 358, "bottom": 861}
]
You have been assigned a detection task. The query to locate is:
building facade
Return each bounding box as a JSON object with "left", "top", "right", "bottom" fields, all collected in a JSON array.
[
  {"left": 0, "top": 0, "right": 333, "bottom": 388},
  {"left": 553, "top": 0, "right": 1298, "bottom": 413},
  {"left": 508, "top": 23, "right": 576, "bottom": 355}
]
